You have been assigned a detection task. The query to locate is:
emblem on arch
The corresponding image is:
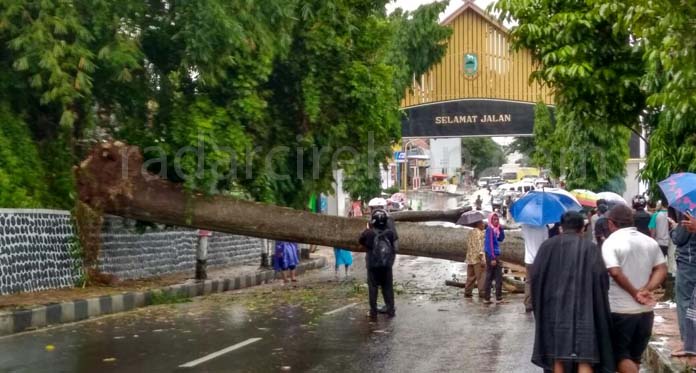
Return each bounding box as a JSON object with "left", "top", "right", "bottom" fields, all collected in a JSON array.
[{"left": 463, "top": 53, "right": 479, "bottom": 78}]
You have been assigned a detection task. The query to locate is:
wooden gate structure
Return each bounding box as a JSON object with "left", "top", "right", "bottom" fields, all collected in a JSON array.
[{"left": 400, "top": 1, "right": 554, "bottom": 139}]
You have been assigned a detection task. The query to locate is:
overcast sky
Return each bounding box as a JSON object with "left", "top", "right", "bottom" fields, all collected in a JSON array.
[{"left": 386, "top": 0, "right": 496, "bottom": 18}]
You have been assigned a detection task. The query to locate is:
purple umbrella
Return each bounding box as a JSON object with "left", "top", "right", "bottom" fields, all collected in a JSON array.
[{"left": 659, "top": 173, "right": 696, "bottom": 214}]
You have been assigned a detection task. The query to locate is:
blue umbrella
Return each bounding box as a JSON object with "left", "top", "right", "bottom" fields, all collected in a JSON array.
[
  {"left": 659, "top": 173, "right": 696, "bottom": 215},
  {"left": 510, "top": 190, "right": 583, "bottom": 226}
]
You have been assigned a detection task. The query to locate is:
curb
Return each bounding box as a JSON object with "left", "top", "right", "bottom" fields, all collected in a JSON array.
[
  {"left": 0, "top": 257, "right": 326, "bottom": 337},
  {"left": 644, "top": 340, "right": 687, "bottom": 373}
]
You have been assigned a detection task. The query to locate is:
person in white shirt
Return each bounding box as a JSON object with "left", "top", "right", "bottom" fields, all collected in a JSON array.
[
  {"left": 603, "top": 205, "right": 667, "bottom": 373},
  {"left": 521, "top": 224, "right": 549, "bottom": 312}
]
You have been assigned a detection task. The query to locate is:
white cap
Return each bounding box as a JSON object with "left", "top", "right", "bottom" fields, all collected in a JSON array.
[{"left": 368, "top": 197, "right": 388, "bottom": 207}]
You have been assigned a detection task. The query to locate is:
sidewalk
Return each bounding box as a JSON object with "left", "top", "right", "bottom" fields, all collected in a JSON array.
[
  {"left": 0, "top": 254, "right": 328, "bottom": 336},
  {"left": 645, "top": 303, "right": 689, "bottom": 372}
]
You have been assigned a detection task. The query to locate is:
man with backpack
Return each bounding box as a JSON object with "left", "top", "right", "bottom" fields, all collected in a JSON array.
[{"left": 359, "top": 209, "right": 398, "bottom": 320}]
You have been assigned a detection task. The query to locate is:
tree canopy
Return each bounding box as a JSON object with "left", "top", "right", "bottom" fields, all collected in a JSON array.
[
  {"left": 493, "top": 0, "right": 696, "bottom": 195},
  {"left": 461, "top": 138, "right": 506, "bottom": 178},
  {"left": 0, "top": 0, "right": 451, "bottom": 208}
]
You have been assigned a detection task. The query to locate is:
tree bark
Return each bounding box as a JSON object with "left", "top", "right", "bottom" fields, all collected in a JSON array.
[
  {"left": 75, "top": 142, "right": 525, "bottom": 265},
  {"left": 391, "top": 207, "right": 471, "bottom": 223}
]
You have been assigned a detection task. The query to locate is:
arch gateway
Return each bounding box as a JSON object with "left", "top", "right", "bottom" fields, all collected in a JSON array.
[
  {"left": 393, "top": 1, "right": 643, "bottom": 197},
  {"left": 400, "top": 1, "right": 553, "bottom": 139}
]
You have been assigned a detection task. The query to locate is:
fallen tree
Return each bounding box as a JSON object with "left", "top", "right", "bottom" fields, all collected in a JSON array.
[
  {"left": 75, "top": 142, "right": 525, "bottom": 265},
  {"left": 391, "top": 207, "right": 470, "bottom": 223}
]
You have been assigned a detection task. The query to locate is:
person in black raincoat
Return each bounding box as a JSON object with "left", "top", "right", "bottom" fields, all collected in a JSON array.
[{"left": 531, "top": 211, "right": 615, "bottom": 373}]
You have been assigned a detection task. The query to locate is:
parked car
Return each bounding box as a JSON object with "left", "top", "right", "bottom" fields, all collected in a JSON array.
[{"left": 477, "top": 176, "right": 501, "bottom": 188}]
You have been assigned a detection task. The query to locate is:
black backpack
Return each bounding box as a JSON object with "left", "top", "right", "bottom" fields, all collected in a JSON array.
[{"left": 370, "top": 229, "right": 394, "bottom": 269}]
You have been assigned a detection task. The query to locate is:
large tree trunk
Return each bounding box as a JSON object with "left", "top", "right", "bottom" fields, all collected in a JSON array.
[
  {"left": 75, "top": 142, "right": 525, "bottom": 265},
  {"left": 391, "top": 207, "right": 470, "bottom": 223}
]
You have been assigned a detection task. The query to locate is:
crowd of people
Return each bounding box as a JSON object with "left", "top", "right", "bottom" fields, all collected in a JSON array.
[
  {"left": 519, "top": 195, "right": 696, "bottom": 372},
  {"left": 462, "top": 190, "right": 696, "bottom": 372},
  {"left": 274, "top": 189, "right": 696, "bottom": 371}
]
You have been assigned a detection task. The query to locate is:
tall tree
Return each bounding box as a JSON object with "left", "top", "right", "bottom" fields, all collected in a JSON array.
[
  {"left": 461, "top": 138, "right": 506, "bottom": 178},
  {"left": 505, "top": 137, "right": 535, "bottom": 166},
  {"left": 609, "top": 0, "right": 696, "bottom": 195},
  {"left": 493, "top": 0, "right": 643, "bottom": 193},
  {"left": 0, "top": 0, "right": 452, "bottom": 208}
]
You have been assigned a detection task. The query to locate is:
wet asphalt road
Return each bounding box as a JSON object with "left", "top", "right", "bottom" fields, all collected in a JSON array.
[{"left": 0, "top": 253, "right": 537, "bottom": 373}]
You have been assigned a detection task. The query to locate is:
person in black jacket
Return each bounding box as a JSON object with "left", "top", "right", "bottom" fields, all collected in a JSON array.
[
  {"left": 531, "top": 211, "right": 615, "bottom": 373},
  {"left": 632, "top": 195, "right": 652, "bottom": 236},
  {"left": 359, "top": 209, "right": 397, "bottom": 320}
]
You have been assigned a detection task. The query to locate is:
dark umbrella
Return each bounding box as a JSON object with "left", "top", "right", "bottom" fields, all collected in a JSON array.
[{"left": 457, "top": 211, "right": 485, "bottom": 226}]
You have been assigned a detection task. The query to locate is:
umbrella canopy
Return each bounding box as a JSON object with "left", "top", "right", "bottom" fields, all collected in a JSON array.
[
  {"left": 510, "top": 190, "right": 583, "bottom": 226},
  {"left": 368, "top": 197, "right": 388, "bottom": 207},
  {"left": 596, "top": 192, "right": 627, "bottom": 206},
  {"left": 659, "top": 172, "right": 696, "bottom": 214},
  {"left": 543, "top": 188, "right": 581, "bottom": 204},
  {"left": 570, "top": 189, "right": 599, "bottom": 207},
  {"left": 390, "top": 193, "right": 407, "bottom": 203},
  {"left": 457, "top": 210, "right": 485, "bottom": 226}
]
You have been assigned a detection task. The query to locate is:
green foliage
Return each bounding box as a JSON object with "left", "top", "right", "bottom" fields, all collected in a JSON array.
[
  {"left": 505, "top": 137, "right": 535, "bottom": 167},
  {"left": 615, "top": 0, "right": 696, "bottom": 194},
  {"left": 150, "top": 290, "right": 191, "bottom": 305},
  {"left": 641, "top": 109, "right": 696, "bottom": 196},
  {"left": 461, "top": 138, "right": 506, "bottom": 178},
  {"left": 531, "top": 103, "right": 559, "bottom": 177},
  {"left": 0, "top": 104, "right": 48, "bottom": 207},
  {"left": 493, "top": 0, "right": 645, "bottom": 124},
  {"left": 0, "top": 0, "right": 450, "bottom": 208},
  {"left": 343, "top": 154, "right": 384, "bottom": 202},
  {"left": 554, "top": 108, "right": 629, "bottom": 193},
  {"left": 387, "top": 1, "right": 453, "bottom": 100},
  {"left": 383, "top": 186, "right": 400, "bottom": 195},
  {"left": 492, "top": 1, "right": 639, "bottom": 192},
  {"left": 67, "top": 235, "right": 87, "bottom": 287}
]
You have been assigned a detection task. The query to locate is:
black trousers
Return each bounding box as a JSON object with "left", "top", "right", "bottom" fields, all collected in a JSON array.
[
  {"left": 484, "top": 257, "right": 503, "bottom": 300},
  {"left": 368, "top": 267, "right": 395, "bottom": 314}
]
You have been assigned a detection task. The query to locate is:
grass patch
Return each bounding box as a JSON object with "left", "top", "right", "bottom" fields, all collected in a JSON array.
[{"left": 150, "top": 290, "right": 192, "bottom": 305}]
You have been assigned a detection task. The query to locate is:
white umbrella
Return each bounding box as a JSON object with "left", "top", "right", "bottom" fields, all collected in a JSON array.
[
  {"left": 543, "top": 188, "right": 581, "bottom": 206},
  {"left": 596, "top": 192, "right": 628, "bottom": 206}
]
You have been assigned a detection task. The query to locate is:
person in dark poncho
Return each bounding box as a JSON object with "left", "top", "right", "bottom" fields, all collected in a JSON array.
[{"left": 531, "top": 211, "right": 615, "bottom": 373}]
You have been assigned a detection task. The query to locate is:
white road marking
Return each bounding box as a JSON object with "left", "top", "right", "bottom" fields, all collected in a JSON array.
[
  {"left": 323, "top": 303, "right": 358, "bottom": 316},
  {"left": 179, "top": 338, "right": 262, "bottom": 368}
]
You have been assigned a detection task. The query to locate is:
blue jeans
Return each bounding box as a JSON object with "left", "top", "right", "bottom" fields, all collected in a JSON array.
[{"left": 677, "top": 260, "right": 696, "bottom": 340}]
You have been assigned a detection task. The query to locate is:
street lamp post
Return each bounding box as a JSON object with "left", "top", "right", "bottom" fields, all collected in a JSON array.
[{"left": 401, "top": 139, "right": 417, "bottom": 192}]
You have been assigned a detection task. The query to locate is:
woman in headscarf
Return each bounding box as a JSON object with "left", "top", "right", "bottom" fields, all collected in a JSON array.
[
  {"left": 483, "top": 212, "right": 506, "bottom": 304},
  {"left": 274, "top": 241, "right": 300, "bottom": 284}
]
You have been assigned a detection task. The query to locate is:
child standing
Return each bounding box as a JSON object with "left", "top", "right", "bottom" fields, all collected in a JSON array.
[
  {"left": 333, "top": 247, "right": 353, "bottom": 280},
  {"left": 273, "top": 241, "right": 299, "bottom": 284}
]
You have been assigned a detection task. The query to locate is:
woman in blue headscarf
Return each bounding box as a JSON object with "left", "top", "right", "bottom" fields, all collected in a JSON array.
[{"left": 274, "top": 241, "right": 300, "bottom": 283}]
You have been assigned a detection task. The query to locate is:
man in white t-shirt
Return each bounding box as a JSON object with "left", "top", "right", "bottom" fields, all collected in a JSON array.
[
  {"left": 603, "top": 205, "right": 667, "bottom": 373},
  {"left": 521, "top": 224, "right": 549, "bottom": 312}
]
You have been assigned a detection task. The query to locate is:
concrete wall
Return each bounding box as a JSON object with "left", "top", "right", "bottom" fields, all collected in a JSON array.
[
  {"left": 0, "top": 209, "right": 80, "bottom": 295},
  {"left": 0, "top": 210, "right": 263, "bottom": 294},
  {"left": 98, "top": 216, "right": 263, "bottom": 280}
]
